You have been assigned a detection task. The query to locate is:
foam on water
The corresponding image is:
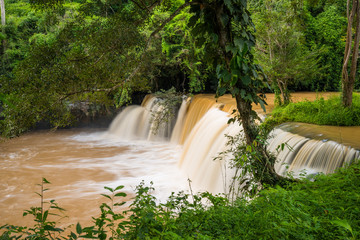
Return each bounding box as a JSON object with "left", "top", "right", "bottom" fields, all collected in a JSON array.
[{"left": 68, "top": 131, "right": 189, "bottom": 201}]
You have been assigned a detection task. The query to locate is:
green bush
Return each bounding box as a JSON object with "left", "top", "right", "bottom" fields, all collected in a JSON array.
[{"left": 267, "top": 94, "right": 360, "bottom": 126}]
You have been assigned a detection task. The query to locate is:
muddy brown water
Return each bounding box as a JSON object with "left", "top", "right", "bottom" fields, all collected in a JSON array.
[{"left": 0, "top": 129, "right": 186, "bottom": 228}]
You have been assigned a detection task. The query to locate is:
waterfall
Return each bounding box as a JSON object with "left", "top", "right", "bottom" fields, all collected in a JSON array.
[
  {"left": 178, "top": 108, "right": 242, "bottom": 193},
  {"left": 108, "top": 96, "right": 176, "bottom": 141},
  {"left": 170, "top": 97, "right": 190, "bottom": 144},
  {"left": 268, "top": 128, "right": 360, "bottom": 177},
  {"left": 108, "top": 94, "right": 360, "bottom": 194}
]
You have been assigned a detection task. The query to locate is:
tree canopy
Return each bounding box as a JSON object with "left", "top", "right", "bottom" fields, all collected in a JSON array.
[{"left": 0, "top": 0, "right": 357, "bottom": 138}]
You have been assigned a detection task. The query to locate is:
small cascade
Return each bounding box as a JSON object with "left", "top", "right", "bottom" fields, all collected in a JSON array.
[
  {"left": 178, "top": 108, "right": 242, "bottom": 193},
  {"left": 108, "top": 96, "right": 177, "bottom": 141},
  {"left": 177, "top": 95, "right": 235, "bottom": 144},
  {"left": 170, "top": 97, "right": 190, "bottom": 144},
  {"left": 268, "top": 128, "right": 360, "bottom": 176}
]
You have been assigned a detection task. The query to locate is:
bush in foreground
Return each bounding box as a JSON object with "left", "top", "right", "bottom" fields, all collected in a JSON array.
[{"left": 1, "top": 161, "right": 360, "bottom": 239}]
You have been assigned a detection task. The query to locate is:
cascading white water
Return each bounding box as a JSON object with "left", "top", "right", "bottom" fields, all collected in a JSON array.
[
  {"left": 109, "top": 96, "right": 242, "bottom": 194},
  {"left": 268, "top": 128, "right": 360, "bottom": 176},
  {"left": 108, "top": 97, "right": 176, "bottom": 141},
  {"left": 170, "top": 98, "right": 190, "bottom": 144},
  {"left": 178, "top": 108, "right": 243, "bottom": 194},
  {"left": 108, "top": 94, "right": 360, "bottom": 194}
]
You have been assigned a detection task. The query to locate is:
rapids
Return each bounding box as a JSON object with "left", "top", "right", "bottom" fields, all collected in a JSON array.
[{"left": 1, "top": 92, "right": 359, "bottom": 227}]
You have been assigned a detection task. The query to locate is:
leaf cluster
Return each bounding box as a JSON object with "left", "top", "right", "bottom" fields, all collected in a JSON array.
[{"left": 188, "top": 0, "right": 269, "bottom": 109}]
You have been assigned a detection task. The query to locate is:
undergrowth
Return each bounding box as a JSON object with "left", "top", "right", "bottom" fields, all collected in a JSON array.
[
  {"left": 1, "top": 161, "right": 360, "bottom": 239},
  {"left": 265, "top": 94, "right": 360, "bottom": 127}
]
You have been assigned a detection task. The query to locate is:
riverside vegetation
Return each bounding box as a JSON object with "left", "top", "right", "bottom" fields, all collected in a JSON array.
[
  {"left": 1, "top": 161, "right": 360, "bottom": 239},
  {"left": 266, "top": 93, "right": 360, "bottom": 127}
]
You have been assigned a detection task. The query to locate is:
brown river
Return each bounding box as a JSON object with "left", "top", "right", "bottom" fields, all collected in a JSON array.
[{"left": 1, "top": 92, "right": 359, "bottom": 228}]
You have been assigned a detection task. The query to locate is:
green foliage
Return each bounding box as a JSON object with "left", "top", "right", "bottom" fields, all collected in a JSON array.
[
  {"left": 266, "top": 94, "right": 360, "bottom": 126},
  {"left": 187, "top": 0, "right": 269, "bottom": 106},
  {"left": 69, "top": 185, "right": 128, "bottom": 240},
  {"left": 2, "top": 162, "right": 360, "bottom": 239},
  {"left": 0, "top": 178, "right": 67, "bottom": 240},
  {"left": 161, "top": 8, "right": 208, "bottom": 92},
  {"left": 1, "top": 0, "right": 215, "bottom": 137},
  {"left": 251, "top": 0, "right": 321, "bottom": 105},
  {"left": 303, "top": 2, "right": 346, "bottom": 91},
  {"left": 0, "top": 0, "right": 151, "bottom": 137},
  {"left": 214, "top": 121, "right": 282, "bottom": 200}
]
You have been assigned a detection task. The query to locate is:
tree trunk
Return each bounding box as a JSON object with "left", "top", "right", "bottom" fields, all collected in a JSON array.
[
  {"left": 0, "top": 0, "right": 5, "bottom": 26},
  {"left": 235, "top": 95, "right": 255, "bottom": 145},
  {"left": 212, "top": 0, "right": 286, "bottom": 187},
  {"left": 342, "top": 0, "right": 360, "bottom": 107},
  {"left": 0, "top": 0, "right": 5, "bottom": 55},
  {"left": 235, "top": 94, "right": 283, "bottom": 186},
  {"left": 276, "top": 79, "right": 290, "bottom": 105}
]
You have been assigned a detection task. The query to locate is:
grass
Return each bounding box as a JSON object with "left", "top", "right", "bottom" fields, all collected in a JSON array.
[{"left": 266, "top": 93, "right": 360, "bottom": 127}]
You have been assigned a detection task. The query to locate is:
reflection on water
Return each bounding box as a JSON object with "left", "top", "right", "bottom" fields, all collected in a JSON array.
[{"left": 0, "top": 129, "right": 187, "bottom": 227}]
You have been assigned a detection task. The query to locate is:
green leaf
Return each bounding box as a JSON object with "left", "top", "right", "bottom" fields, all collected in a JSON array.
[
  {"left": 216, "top": 64, "right": 222, "bottom": 76},
  {"left": 70, "top": 232, "right": 77, "bottom": 239},
  {"left": 223, "top": 71, "right": 231, "bottom": 83},
  {"left": 43, "top": 210, "right": 48, "bottom": 222},
  {"left": 259, "top": 99, "right": 267, "bottom": 113},
  {"left": 114, "top": 202, "right": 126, "bottom": 207},
  {"left": 331, "top": 219, "right": 353, "bottom": 234},
  {"left": 240, "top": 89, "right": 246, "bottom": 98},
  {"left": 242, "top": 63, "right": 249, "bottom": 73},
  {"left": 115, "top": 192, "right": 127, "bottom": 197},
  {"left": 101, "top": 194, "right": 112, "bottom": 200},
  {"left": 230, "top": 76, "right": 238, "bottom": 87},
  {"left": 245, "top": 94, "right": 254, "bottom": 102},
  {"left": 114, "top": 185, "right": 124, "bottom": 191},
  {"left": 237, "top": 55, "right": 243, "bottom": 66},
  {"left": 234, "top": 37, "right": 244, "bottom": 52},
  {"left": 241, "top": 76, "right": 251, "bottom": 85},
  {"left": 43, "top": 225, "right": 64, "bottom": 232},
  {"left": 42, "top": 178, "right": 50, "bottom": 184},
  {"left": 225, "top": 45, "right": 238, "bottom": 54},
  {"left": 104, "top": 186, "right": 114, "bottom": 193},
  {"left": 224, "top": 0, "right": 233, "bottom": 13},
  {"left": 218, "top": 87, "right": 227, "bottom": 96},
  {"left": 76, "top": 223, "right": 82, "bottom": 234},
  {"left": 242, "top": 12, "right": 249, "bottom": 24},
  {"left": 227, "top": 118, "right": 235, "bottom": 124}
]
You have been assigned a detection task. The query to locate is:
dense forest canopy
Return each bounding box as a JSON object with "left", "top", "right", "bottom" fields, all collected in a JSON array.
[{"left": 0, "top": 0, "right": 356, "bottom": 137}]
